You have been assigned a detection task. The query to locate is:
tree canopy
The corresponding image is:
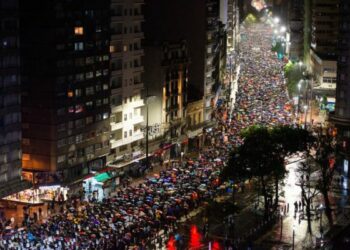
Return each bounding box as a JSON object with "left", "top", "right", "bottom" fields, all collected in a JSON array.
[{"left": 222, "top": 125, "right": 315, "bottom": 216}]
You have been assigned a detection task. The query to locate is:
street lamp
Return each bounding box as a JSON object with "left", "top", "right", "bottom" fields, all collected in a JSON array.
[
  {"left": 280, "top": 210, "right": 284, "bottom": 239},
  {"left": 303, "top": 105, "right": 308, "bottom": 128},
  {"left": 274, "top": 17, "right": 280, "bottom": 24},
  {"left": 292, "top": 223, "right": 296, "bottom": 250},
  {"left": 319, "top": 204, "right": 324, "bottom": 238},
  {"left": 280, "top": 26, "right": 286, "bottom": 33}
]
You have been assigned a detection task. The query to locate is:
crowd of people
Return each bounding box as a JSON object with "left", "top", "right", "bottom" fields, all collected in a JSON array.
[{"left": 0, "top": 22, "right": 292, "bottom": 249}]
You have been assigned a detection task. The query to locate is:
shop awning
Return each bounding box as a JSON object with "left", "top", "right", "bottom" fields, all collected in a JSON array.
[{"left": 94, "top": 173, "right": 111, "bottom": 182}]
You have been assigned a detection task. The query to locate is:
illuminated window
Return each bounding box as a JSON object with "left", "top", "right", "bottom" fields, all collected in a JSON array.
[
  {"left": 57, "top": 155, "right": 66, "bottom": 163},
  {"left": 123, "top": 45, "right": 128, "bottom": 52},
  {"left": 74, "top": 42, "right": 84, "bottom": 51},
  {"left": 22, "top": 154, "right": 30, "bottom": 161},
  {"left": 75, "top": 89, "right": 82, "bottom": 97},
  {"left": 75, "top": 104, "right": 84, "bottom": 113},
  {"left": 75, "top": 134, "right": 83, "bottom": 143},
  {"left": 67, "top": 91, "right": 74, "bottom": 97},
  {"left": 86, "top": 71, "right": 93, "bottom": 79},
  {"left": 74, "top": 27, "right": 84, "bottom": 35},
  {"left": 110, "top": 45, "right": 115, "bottom": 53}
]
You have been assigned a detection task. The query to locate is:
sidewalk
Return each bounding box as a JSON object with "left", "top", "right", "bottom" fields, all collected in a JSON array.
[{"left": 254, "top": 172, "right": 350, "bottom": 249}]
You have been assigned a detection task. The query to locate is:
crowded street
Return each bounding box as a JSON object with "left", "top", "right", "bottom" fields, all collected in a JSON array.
[{"left": 0, "top": 21, "right": 293, "bottom": 249}]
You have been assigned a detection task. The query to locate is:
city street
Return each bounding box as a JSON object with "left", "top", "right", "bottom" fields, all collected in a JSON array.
[
  {"left": 0, "top": 19, "right": 295, "bottom": 249},
  {"left": 1, "top": 0, "right": 349, "bottom": 250},
  {"left": 162, "top": 19, "right": 295, "bottom": 249}
]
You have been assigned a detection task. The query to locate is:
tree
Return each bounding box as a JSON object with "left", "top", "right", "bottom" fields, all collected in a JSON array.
[
  {"left": 314, "top": 133, "right": 336, "bottom": 226},
  {"left": 223, "top": 125, "right": 315, "bottom": 217},
  {"left": 297, "top": 160, "right": 319, "bottom": 234},
  {"left": 269, "top": 126, "right": 314, "bottom": 208}
]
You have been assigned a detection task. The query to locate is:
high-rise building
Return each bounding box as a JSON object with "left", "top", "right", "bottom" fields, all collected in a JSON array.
[
  {"left": 309, "top": 0, "right": 339, "bottom": 97},
  {"left": 330, "top": 0, "right": 350, "bottom": 177},
  {"left": 228, "top": 0, "right": 240, "bottom": 54},
  {"left": 0, "top": 0, "right": 30, "bottom": 198},
  {"left": 287, "top": 0, "right": 303, "bottom": 61},
  {"left": 20, "top": 0, "right": 111, "bottom": 195},
  {"left": 108, "top": 0, "right": 145, "bottom": 165},
  {"left": 144, "top": 0, "right": 223, "bottom": 124}
]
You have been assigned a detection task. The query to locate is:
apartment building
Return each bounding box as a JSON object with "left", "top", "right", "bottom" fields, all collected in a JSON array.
[
  {"left": 309, "top": 0, "right": 339, "bottom": 97},
  {"left": 19, "top": 0, "right": 111, "bottom": 198},
  {"left": 330, "top": 0, "right": 350, "bottom": 177},
  {"left": 288, "top": 0, "right": 304, "bottom": 61},
  {"left": 144, "top": 0, "right": 223, "bottom": 125},
  {"left": 144, "top": 41, "right": 189, "bottom": 157},
  {"left": 108, "top": 0, "right": 145, "bottom": 165},
  {"left": 0, "top": 0, "right": 30, "bottom": 198}
]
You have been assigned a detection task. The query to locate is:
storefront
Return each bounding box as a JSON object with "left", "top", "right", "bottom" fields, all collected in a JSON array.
[
  {"left": 2, "top": 185, "right": 69, "bottom": 204},
  {"left": 83, "top": 170, "right": 119, "bottom": 201},
  {"left": 187, "top": 128, "right": 203, "bottom": 151}
]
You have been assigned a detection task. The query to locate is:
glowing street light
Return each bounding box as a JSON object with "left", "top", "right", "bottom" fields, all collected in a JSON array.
[
  {"left": 280, "top": 26, "right": 287, "bottom": 33},
  {"left": 292, "top": 223, "right": 296, "bottom": 250},
  {"left": 274, "top": 17, "right": 280, "bottom": 24}
]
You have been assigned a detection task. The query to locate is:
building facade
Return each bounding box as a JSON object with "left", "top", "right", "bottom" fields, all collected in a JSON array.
[
  {"left": 143, "top": 41, "right": 189, "bottom": 158},
  {"left": 309, "top": 0, "right": 339, "bottom": 97},
  {"left": 144, "top": 0, "right": 223, "bottom": 125},
  {"left": 0, "top": 0, "right": 30, "bottom": 198},
  {"left": 287, "top": 0, "right": 304, "bottom": 61},
  {"left": 186, "top": 100, "right": 204, "bottom": 151},
  {"left": 330, "top": 0, "right": 350, "bottom": 177},
  {"left": 20, "top": 0, "right": 111, "bottom": 194},
  {"left": 108, "top": 0, "right": 145, "bottom": 165}
]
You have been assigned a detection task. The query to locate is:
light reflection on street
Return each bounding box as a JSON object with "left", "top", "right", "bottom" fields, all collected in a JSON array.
[{"left": 189, "top": 225, "right": 202, "bottom": 249}]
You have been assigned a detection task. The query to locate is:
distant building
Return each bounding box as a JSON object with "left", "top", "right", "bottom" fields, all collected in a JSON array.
[
  {"left": 144, "top": 0, "right": 224, "bottom": 124},
  {"left": 330, "top": 0, "right": 350, "bottom": 177},
  {"left": 143, "top": 41, "right": 189, "bottom": 157},
  {"left": 20, "top": 0, "right": 111, "bottom": 197},
  {"left": 186, "top": 100, "right": 204, "bottom": 151},
  {"left": 0, "top": 0, "right": 30, "bottom": 198},
  {"left": 108, "top": 0, "right": 145, "bottom": 165}
]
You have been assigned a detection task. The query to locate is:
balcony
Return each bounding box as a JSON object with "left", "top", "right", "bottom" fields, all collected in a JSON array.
[
  {"left": 111, "top": 32, "right": 123, "bottom": 41},
  {"left": 133, "top": 131, "right": 144, "bottom": 141},
  {"left": 133, "top": 15, "right": 144, "bottom": 22},
  {"left": 133, "top": 65, "right": 144, "bottom": 73},
  {"left": 133, "top": 82, "right": 144, "bottom": 90},
  {"left": 111, "top": 131, "right": 144, "bottom": 149},
  {"left": 133, "top": 116, "right": 144, "bottom": 124},
  {"left": 111, "top": 122, "right": 123, "bottom": 131},
  {"left": 133, "top": 48, "right": 144, "bottom": 57},
  {"left": 132, "top": 99, "right": 144, "bottom": 108},
  {"left": 111, "top": 15, "right": 123, "bottom": 23}
]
